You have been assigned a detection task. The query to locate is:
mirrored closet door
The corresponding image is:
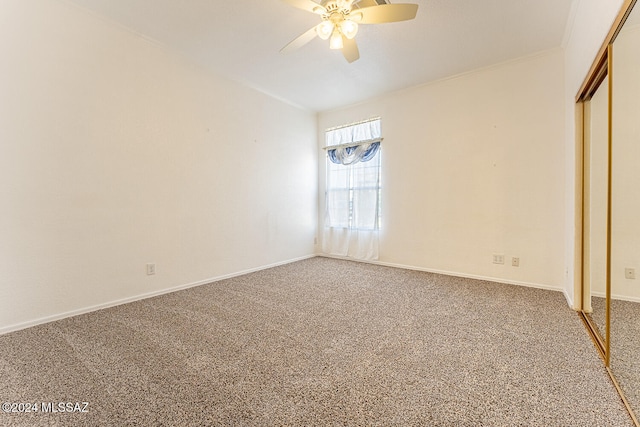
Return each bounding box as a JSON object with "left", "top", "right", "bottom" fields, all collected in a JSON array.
[
  {"left": 611, "top": 1, "right": 640, "bottom": 421},
  {"left": 580, "top": 1, "right": 640, "bottom": 424}
]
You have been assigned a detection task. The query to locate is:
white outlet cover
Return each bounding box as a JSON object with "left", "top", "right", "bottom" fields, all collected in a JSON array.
[{"left": 625, "top": 268, "right": 636, "bottom": 279}]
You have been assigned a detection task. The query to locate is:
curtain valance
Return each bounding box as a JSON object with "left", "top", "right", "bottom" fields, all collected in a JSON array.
[
  {"left": 327, "top": 141, "right": 380, "bottom": 165},
  {"left": 324, "top": 117, "right": 381, "bottom": 166}
]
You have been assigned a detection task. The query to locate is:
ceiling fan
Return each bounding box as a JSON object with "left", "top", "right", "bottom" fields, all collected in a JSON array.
[{"left": 280, "top": 0, "right": 419, "bottom": 63}]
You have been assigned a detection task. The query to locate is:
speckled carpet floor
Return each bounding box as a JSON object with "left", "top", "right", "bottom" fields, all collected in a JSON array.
[
  {"left": 0, "top": 257, "right": 633, "bottom": 426},
  {"left": 591, "top": 296, "right": 640, "bottom": 421}
]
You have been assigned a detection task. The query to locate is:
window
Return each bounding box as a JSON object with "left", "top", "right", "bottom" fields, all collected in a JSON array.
[{"left": 323, "top": 118, "right": 381, "bottom": 260}]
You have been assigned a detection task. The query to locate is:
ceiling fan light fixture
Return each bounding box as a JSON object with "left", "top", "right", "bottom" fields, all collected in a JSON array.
[
  {"left": 340, "top": 19, "right": 358, "bottom": 39},
  {"left": 316, "top": 20, "right": 334, "bottom": 40},
  {"left": 329, "top": 29, "right": 344, "bottom": 49}
]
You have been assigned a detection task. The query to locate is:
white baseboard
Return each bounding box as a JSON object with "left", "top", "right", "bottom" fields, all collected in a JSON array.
[
  {"left": 319, "top": 254, "right": 564, "bottom": 293},
  {"left": 0, "top": 254, "right": 315, "bottom": 336},
  {"left": 4, "top": 254, "right": 584, "bottom": 336},
  {"left": 590, "top": 290, "right": 640, "bottom": 303},
  {"left": 563, "top": 288, "right": 575, "bottom": 310}
]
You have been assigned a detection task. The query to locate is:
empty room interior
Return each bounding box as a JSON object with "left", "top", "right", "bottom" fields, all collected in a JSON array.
[{"left": 2, "top": 0, "right": 640, "bottom": 425}]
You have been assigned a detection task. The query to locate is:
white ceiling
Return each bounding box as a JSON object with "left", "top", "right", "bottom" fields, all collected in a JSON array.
[{"left": 65, "top": 0, "right": 576, "bottom": 112}]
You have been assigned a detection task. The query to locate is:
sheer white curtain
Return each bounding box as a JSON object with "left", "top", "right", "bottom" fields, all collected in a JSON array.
[{"left": 323, "top": 119, "right": 381, "bottom": 260}]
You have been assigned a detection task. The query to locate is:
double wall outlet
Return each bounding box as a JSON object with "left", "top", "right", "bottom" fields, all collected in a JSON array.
[{"left": 493, "top": 254, "right": 520, "bottom": 267}]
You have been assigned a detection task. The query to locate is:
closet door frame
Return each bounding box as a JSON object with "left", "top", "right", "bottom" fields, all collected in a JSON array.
[{"left": 576, "top": 1, "right": 638, "bottom": 425}]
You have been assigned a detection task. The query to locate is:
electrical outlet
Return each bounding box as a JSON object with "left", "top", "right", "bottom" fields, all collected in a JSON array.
[
  {"left": 625, "top": 268, "right": 636, "bottom": 280},
  {"left": 512, "top": 257, "right": 520, "bottom": 267},
  {"left": 492, "top": 254, "right": 504, "bottom": 264},
  {"left": 147, "top": 263, "right": 156, "bottom": 275}
]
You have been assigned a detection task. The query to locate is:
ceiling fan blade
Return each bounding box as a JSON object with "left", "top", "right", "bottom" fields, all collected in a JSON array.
[
  {"left": 352, "top": 0, "right": 379, "bottom": 8},
  {"left": 342, "top": 36, "right": 360, "bottom": 63},
  {"left": 280, "top": 26, "right": 318, "bottom": 53},
  {"left": 352, "top": 3, "right": 418, "bottom": 24},
  {"left": 281, "top": 0, "right": 326, "bottom": 14}
]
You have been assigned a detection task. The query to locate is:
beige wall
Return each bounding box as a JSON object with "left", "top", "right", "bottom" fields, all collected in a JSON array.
[
  {"left": 318, "top": 50, "right": 566, "bottom": 290},
  {"left": 0, "top": 0, "right": 318, "bottom": 332}
]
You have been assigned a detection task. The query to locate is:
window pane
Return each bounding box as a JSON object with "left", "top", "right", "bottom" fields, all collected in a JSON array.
[
  {"left": 352, "top": 188, "right": 379, "bottom": 230},
  {"left": 352, "top": 154, "right": 380, "bottom": 188},
  {"left": 325, "top": 118, "right": 381, "bottom": 231},
  {"left": 326, "top": 189, "right": 350, "bottom": 227},
  {"left": 327, "top": 164, "right": 350, "bottom": 190}
]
